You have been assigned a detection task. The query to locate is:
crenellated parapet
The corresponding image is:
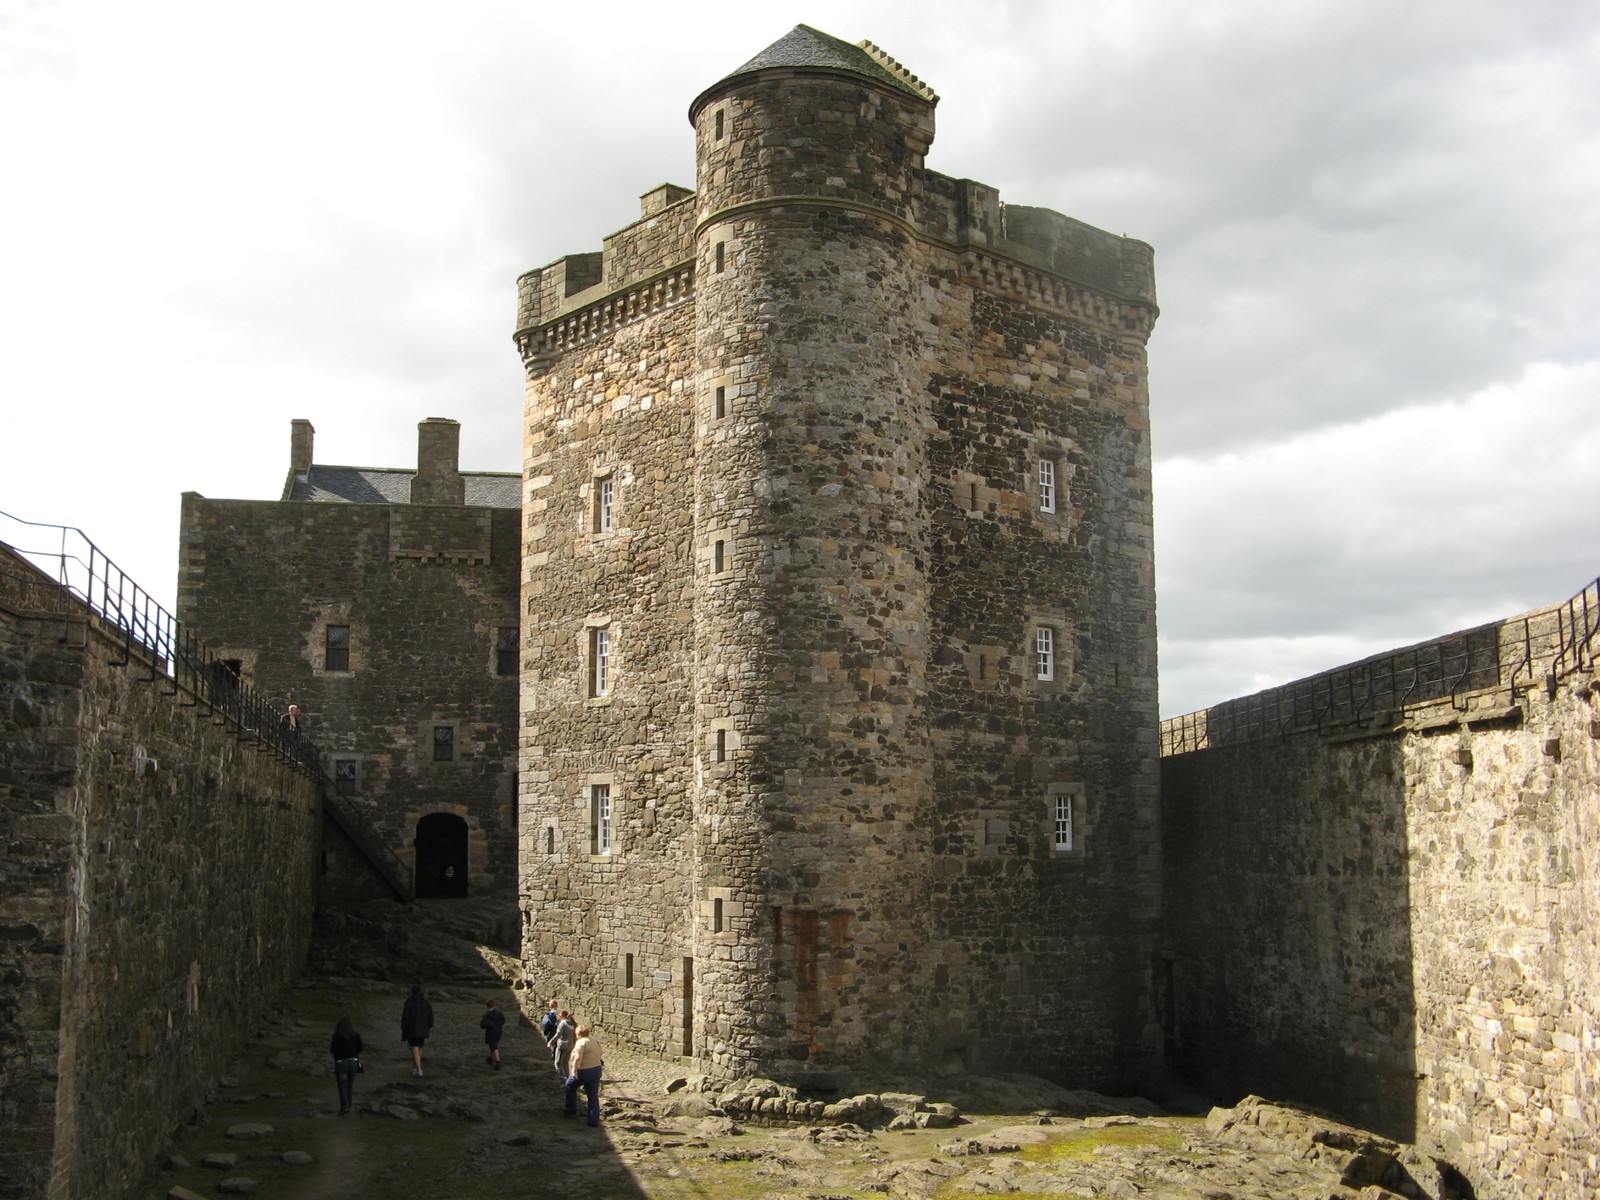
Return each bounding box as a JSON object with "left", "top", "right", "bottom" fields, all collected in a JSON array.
[
  {"left": 515, "top": 166, "right": 1153, "bottom": 383},
  {"left": 514, "top": 184, "right": 697, "bottom": 373}
]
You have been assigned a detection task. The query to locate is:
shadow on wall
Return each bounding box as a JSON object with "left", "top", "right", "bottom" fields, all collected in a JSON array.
[{"left": 1161, "top": 733, "right": 1417, "bottom": 1142}]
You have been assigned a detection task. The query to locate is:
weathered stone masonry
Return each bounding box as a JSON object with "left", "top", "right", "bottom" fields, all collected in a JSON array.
[
  {"left": 177, "top": 420, "right": 521, "bottom": 898},
  {"left": 515, "top": 26, "right": 1161, "bottom": 1091},
  {"left": 1162, "top": 592, "right": 1600, "bottom": 1200},
  {"left": 0, "top": 547, "right": 320, "bottom": 1200}
]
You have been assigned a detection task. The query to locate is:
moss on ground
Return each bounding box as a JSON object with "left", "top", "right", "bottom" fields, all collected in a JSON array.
[{"left": 1021, "top": 1120, "right": 1193, "bottom": 1163}]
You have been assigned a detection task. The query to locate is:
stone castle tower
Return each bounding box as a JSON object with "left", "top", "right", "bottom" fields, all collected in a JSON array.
[{"left": 514, "top": 25, "right": 1161, "bottom": 1090}]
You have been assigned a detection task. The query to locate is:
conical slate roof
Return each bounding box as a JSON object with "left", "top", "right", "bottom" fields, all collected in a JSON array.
[{"left": 689, "top": 24, "right": 936, "bottom": 120}]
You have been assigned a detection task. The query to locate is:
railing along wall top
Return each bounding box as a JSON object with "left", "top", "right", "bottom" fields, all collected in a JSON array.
[
  {"left": 3, "top": 511, "right": 413, "bottom": 901},
  {"left": 1, "top": 508, "right": 320, "bottom": 772},
  {"left": 3, "top": 510, "right": 415, "bottom": 900},
  {"left": 1161, "top": 574, "right": 1600, "bottom": 757}
]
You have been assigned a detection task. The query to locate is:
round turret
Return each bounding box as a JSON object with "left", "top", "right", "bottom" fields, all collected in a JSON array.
[{"left": 686, "top": 26, "right": 939, "bottom": 1077}]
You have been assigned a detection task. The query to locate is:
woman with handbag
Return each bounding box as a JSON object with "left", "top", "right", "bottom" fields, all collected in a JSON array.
[{"left": 330, "top": 1014, "right": 364, "bottom": 1116}]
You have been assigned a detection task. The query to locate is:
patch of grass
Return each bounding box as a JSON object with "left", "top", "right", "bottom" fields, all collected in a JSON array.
[
  {"left": 1021, "top": 1122, "right": 1188, "bottom": 1164},
  {"left": 929, "top": 1180, "right": 1092, "bottom": 1200}
]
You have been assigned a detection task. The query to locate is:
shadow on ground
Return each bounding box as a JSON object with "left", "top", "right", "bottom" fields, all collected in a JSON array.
[{"left": 133, "top": 897, "right": 1470, "bottom": 1200}]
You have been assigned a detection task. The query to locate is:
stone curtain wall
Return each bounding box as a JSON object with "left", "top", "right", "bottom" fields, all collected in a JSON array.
[
  {"left": 178, "top": 496, "right": 521, "bottom": 896},
  {"left": 1162, "top": 638, "right": 1599, "bottom": 1200},
  {"left": 1161, "top": 732, "right": 1417, "bottom": 1135},
  {"left": 1406, "top": 676, "right": 1598, "bottom": 1199},
  {"left": 516, "top": 41, "right": 1161, "bottom": 1091},
  {"left": 0, "top": 558, "right": 320, "bottom": 1200},
  {"left": 0, "top": 564, "right": 76, "bottom": 1200}
]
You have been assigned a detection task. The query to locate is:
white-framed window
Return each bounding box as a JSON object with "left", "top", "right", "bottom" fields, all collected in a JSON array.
[
  {"left": 1035, "top": 626, "right": 1055, "bottom": 681},
  {"left": 589, "top": 626, "right": 611, "bottom": 697},
  {"left": 1053, "top": 792, "right": 1073, "bottom": 851},
  {"left": 594, "top": 475, "right": 614, "bottom": 534},
  {"left": 1038, "top": 458, "right": 1057, "bottom": 514},
  {"left": 591, "top": 783, "right": 612, "bottom": 855}
]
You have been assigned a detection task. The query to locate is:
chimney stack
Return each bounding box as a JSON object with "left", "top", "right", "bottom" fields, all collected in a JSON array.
[
  {"left": 290, "top": 419, "right": 315, "bottom": 474},
  {"left": 411, "top": 418, "right": 465, "bottom": 505}
]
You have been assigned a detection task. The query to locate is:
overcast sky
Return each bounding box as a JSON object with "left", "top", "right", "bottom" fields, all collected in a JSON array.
[{"left": 3, "top": 0, "right": 1596, "bottom": 717}]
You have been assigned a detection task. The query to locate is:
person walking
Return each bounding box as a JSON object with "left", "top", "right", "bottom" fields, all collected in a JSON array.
[
  {"left": 564, "top": 1024, "right": 604, "bottom": 1126},
  {"left": 540, "top": 997, "right": 560, "bottom": 1043},
  {"left": 330, "top": 1014, "right": 363, "bottom": 1116},
  {"left": 480, "top": 998, "right": 506, "bottom": 1070},
  {"left": 548, "top": 1008, "right": 576, "bottom": 1081},
  {"left": 401, "top": 984, "right": 435, "bottom": 1077}
]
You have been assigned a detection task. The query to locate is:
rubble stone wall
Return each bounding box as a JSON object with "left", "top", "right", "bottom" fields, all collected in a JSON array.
[
  {"left": 177, "top": 495, "right": 521, "bottom": 896},
  {"left": 1163, "top": 639, "right": 1600, "bottom": 1200},
  {"left": 0, "top": 560, "right": 320, "bottom": 1200},
  {"left": 517, "top": 295, "right": 700, "bottom": 1057}
]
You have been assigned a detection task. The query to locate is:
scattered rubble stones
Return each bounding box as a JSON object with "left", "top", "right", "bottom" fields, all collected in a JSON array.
[{"left": 133, "top": 899, "right": 1490, "bottom": 1200}]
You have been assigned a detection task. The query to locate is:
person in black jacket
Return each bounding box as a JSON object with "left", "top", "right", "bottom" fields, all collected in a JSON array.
[
  {"left": 480, "top": 998, "right": 506, "bottom": 1070},
  {"left": 401, "top": 985, "right": 434, "bottom": 1078},
  {"left": 330, "top": 1015, "right": 363, "bottom": 1115}
]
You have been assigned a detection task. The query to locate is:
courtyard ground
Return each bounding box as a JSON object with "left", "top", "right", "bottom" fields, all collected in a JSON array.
[{"left": 132, "top": 898, "right": 1464, "bottom": 1200}]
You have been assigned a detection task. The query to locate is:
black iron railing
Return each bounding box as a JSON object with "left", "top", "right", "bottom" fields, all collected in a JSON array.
[
  {"left": 1162, "top": 574, "right": 1600, "bottom": 756},
  {"left": 1, "top": 509, "right": 320, "bottom": 768},
  {"left": 1, "top": 510, "right": 412, "bottom": 900}
]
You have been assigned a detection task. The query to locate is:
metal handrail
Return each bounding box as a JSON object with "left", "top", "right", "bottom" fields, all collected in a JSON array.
[
  {"left": 3, "top": 509, "right": 414, "bottom": 901},
  {"left": 1161, "top": 573, "right": 1600, "bottom": 756},
  {"left": 2, "top": 509, "right": 321, "bottom": 771},
  {"left": 1549, "top": 578, "right": 1598, "bottom": 681}
]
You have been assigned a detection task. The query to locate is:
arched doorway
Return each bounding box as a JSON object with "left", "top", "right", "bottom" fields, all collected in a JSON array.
[{"left": 414, "top": 812, "right": 469, "bottom": 898}]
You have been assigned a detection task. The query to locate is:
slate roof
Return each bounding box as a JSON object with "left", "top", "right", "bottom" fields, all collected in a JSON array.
[
  {"left": 689, "top": 24, "right": 936, "bottom": 119},
  {"left": 286, "top": 466, "right": 520, "bottom": 509}
]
